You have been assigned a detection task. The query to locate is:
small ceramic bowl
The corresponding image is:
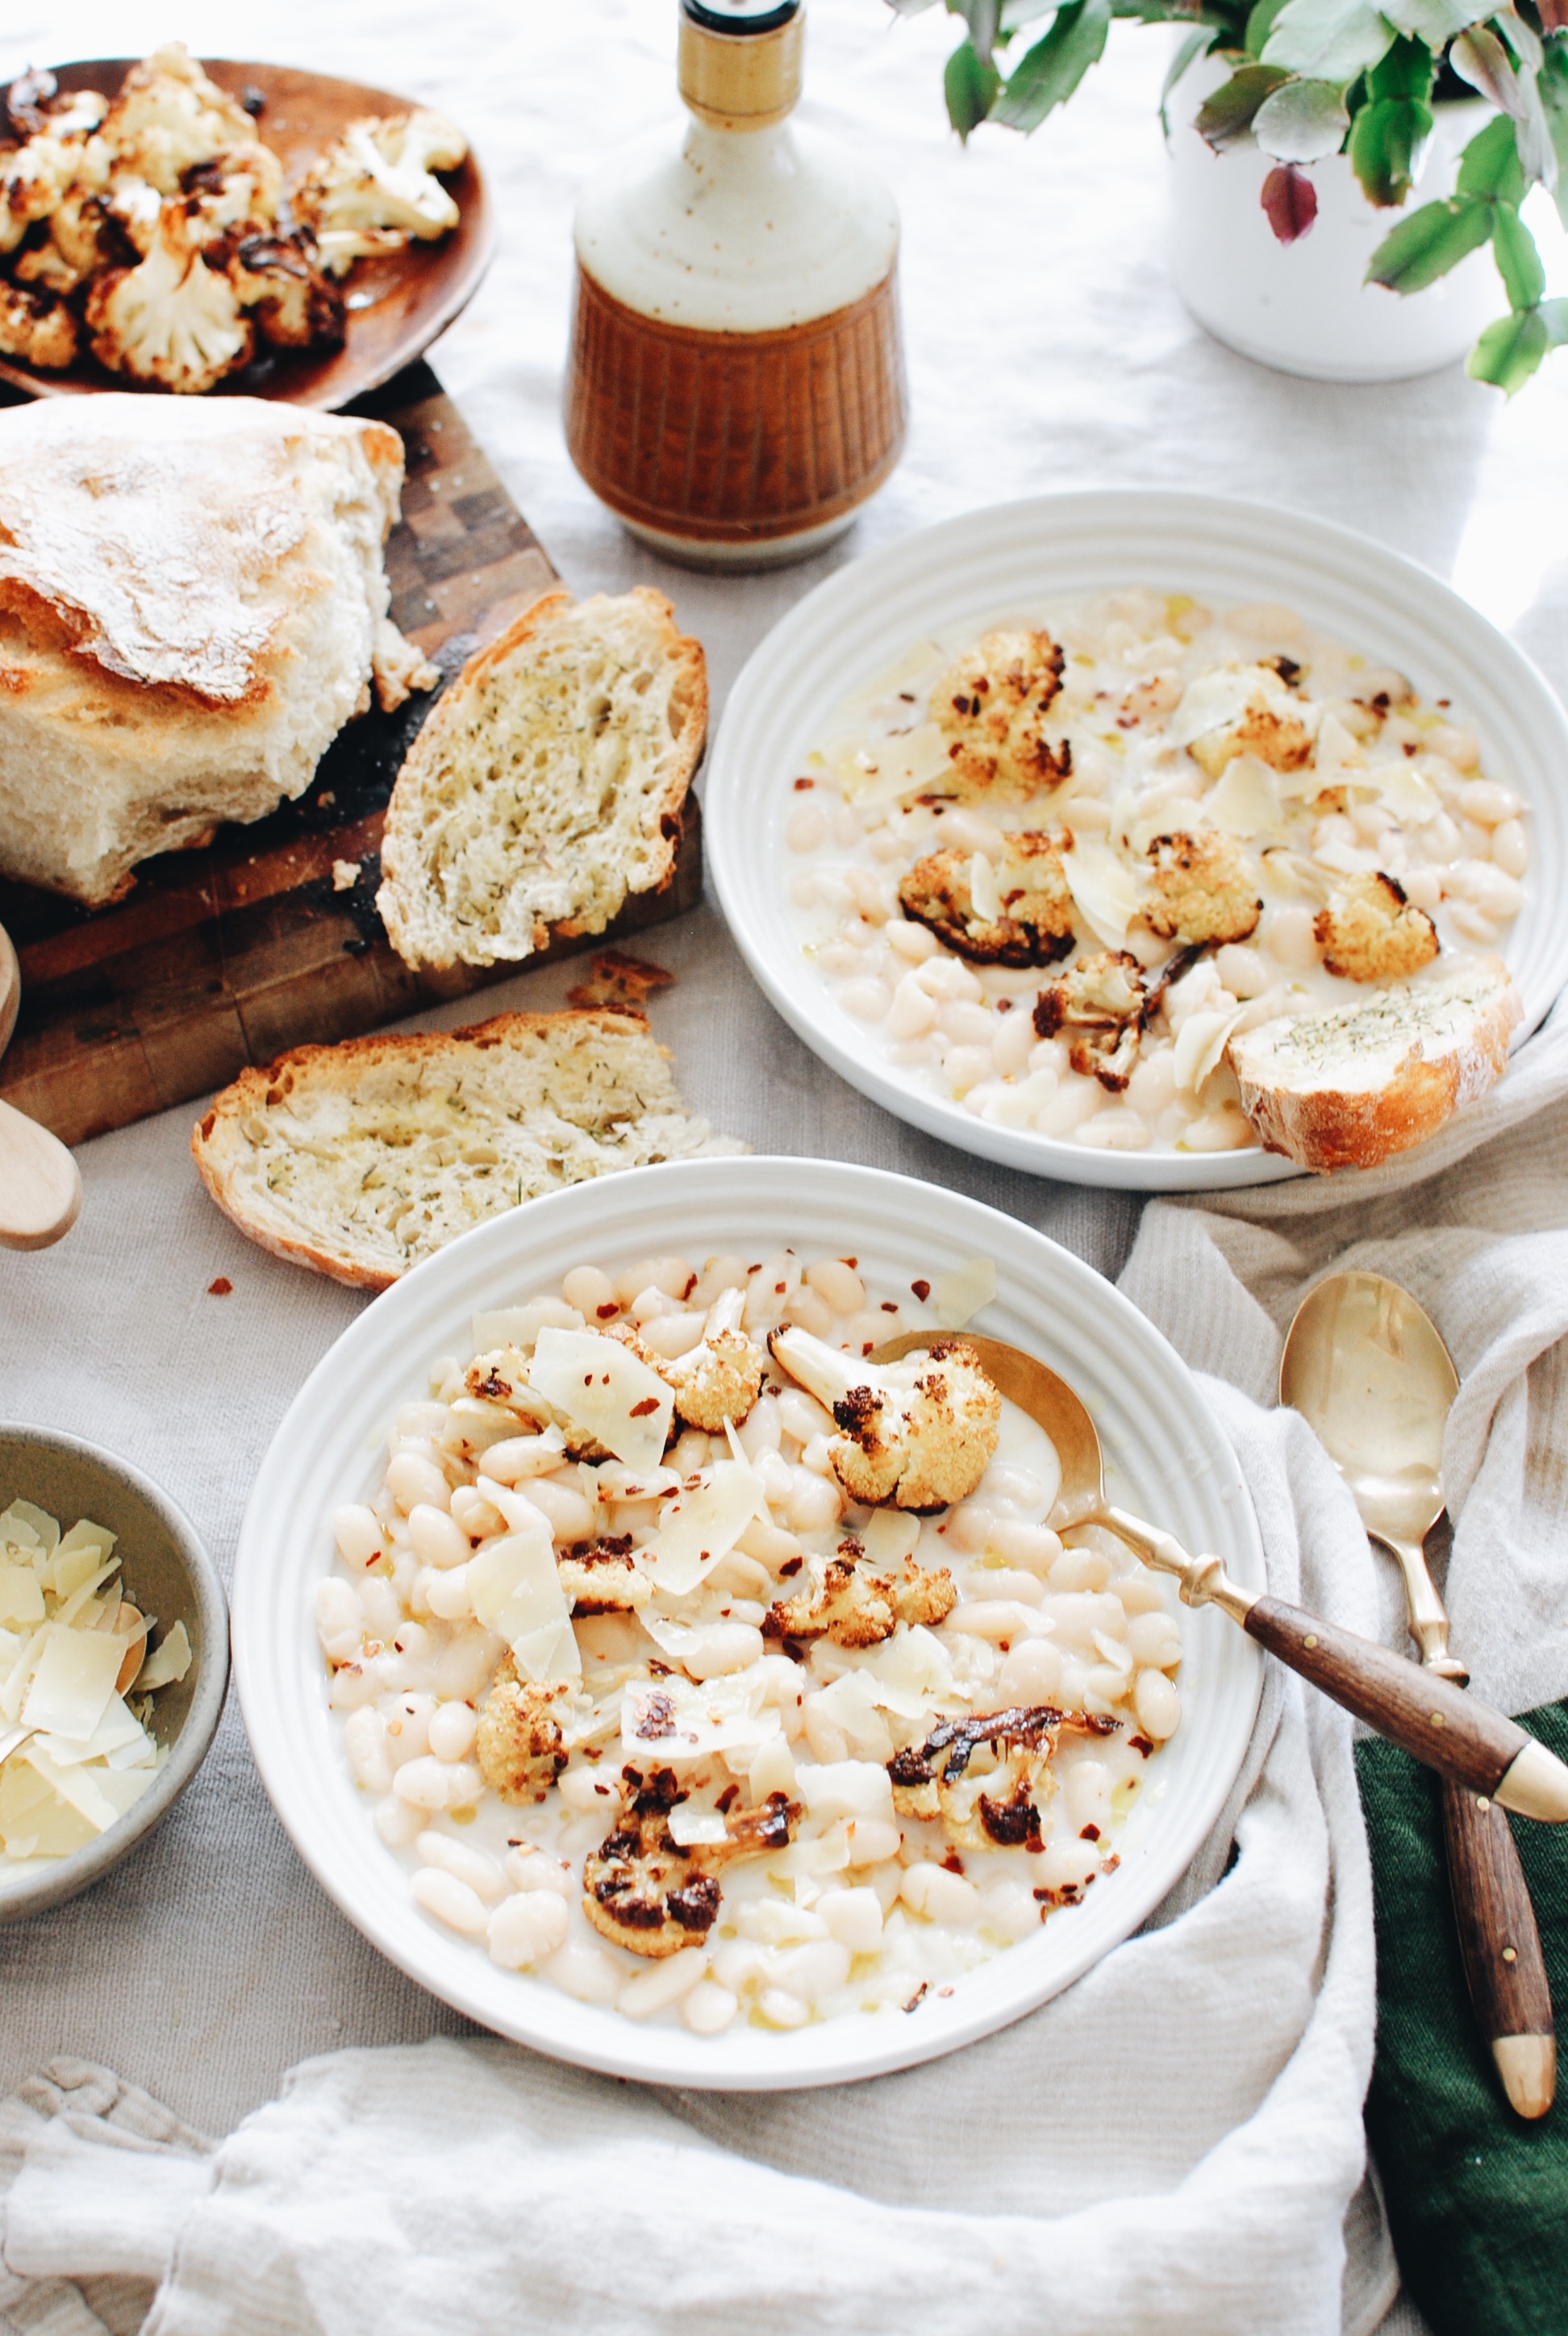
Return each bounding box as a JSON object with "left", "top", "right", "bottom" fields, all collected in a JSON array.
[{"left": 0, "top": 1425, "right": 229, "bottom": 1923}]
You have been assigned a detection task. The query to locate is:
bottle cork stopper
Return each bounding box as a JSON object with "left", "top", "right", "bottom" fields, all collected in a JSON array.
[{"left": 678, "top": 0, "right": 805, "bottom": 131}]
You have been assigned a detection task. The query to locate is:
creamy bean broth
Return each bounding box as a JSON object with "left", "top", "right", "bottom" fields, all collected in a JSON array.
[
  {"left": 317, "top": 1249, "right": 1182, "bottom": 2035},
  {"left": 783, "top": 592, "right": 1528, "bottom": 1156}
]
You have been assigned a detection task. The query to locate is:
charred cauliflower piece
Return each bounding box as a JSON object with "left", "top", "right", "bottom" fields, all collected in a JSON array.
[
  {"left": 1033, "top": 949, "right": 1147, "bottom": 1091},
  {"left": 1186, "top": 667, "right": 1313, "bottom": 782},
  {"left": 98, "top": 44, "right": 262, "bottom": 198},
  {"left": 888, "top": 1704, "right": 1119, "bottom": 1851},
  {"left": 85, "top": 202, "right": 252, "bottom": 392},
  {"left": 294, "top": 110, "right": 468, "bottom": 277},
  {"left": 767, "top": 1328, "right": 1001, "bottom": 1513},
  {"left": 1314, "top": 871, "right": 1438, "bottom": 982},
  {"left": 228, "top": 228, "right": 345, "bottom": 349},
  {"left": 582, "top": 1767, "right": 798, "bottom": 1958},
  {"left": 0, "top": 281, "right": 76, "bottom": 369},
  {"left": 897, "top": 832, "right": 1075, "bottom": 968},
  {"left": 473, "top": 1661, "right": 569, "bottom": 1807},
  {"left": 765, "top": 1537, "right": 957, "bottom": 1648},
  {"left": 178, "top": 151, "right": 285, "bottom": 247},
  {"left": 464, "top": 1345, "right": 610, "bottom": 1462},
  {"left": 0, "top": 132, "right": 79, "bottom": 255},
  {"left": 1143, "top": 830, "right": 1261, "bottom": 948},
  {"left": 931, "top": 627, "right": 1070, "bottom": 799},
  {"left": 6, "top": 71, "right": 108, "bottom": 144},
  {"left": 610, "top": 1288, "right": 765, "bottom": 1433},
  {"left": 557, "top": 1533, "right": 653, "bottom": 1614}
]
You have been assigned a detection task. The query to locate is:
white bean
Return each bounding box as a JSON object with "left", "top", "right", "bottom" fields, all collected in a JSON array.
[
  {"left": 619, "top": 1947, "right": 710, "bottom": 2019},
  {"left": 756, "top": 1987, "right": 809, "bottom": 2029},
  {"left": 407, "top": 1504, "right": 468, "bottom": 1571},
  {"left": 382, "top": 1693, "right": 435, "bottom": 1762},
  {"left": 844, "top": 1817, "right": 902, "bottom": 1868},
  {"left": 393, "top": 1755, "right": 452, "bottom": 1811},
  {"left": 683, "top": 1623, "right": 765, "bottom": 1679},
  {"left": 386, "top": 1452, "right": 450, "bottom": 1516},
  {"left": 962, "top": 1566, "right": 1045, "bottom": 1606},
  {"left": 558, "top": 1766, "right": 615, "bottom": 1813},
  {"left": 540, "top": 1940, "right": 621, "bottom": 2003},
  {"left": 1491, "top": 819, "right": 1527, "bottom": 879},
  {"left": 940, "top": 999, "right": 995, "bottom": 1047},
  {"left": 1401, "top": 866, "right": 1441, "bottom": 912},
  {"left": 1029, "top": 1838, "right": 1099, "bottom": 1897},
  {"left": 1456, "top": 778, "right": 1516, "bottom": 824},
  {"left": 787, "top": 803, "right": 826, "bottom": 853},
  {"left": 996, "top": 1639, "right": 1064, "bottom": 1701},
  {"left": 979, "top": 1880, "right": 1040, "bottom": 1942},
  {"left": 561, "top": 1264, "right": 618, "bottom": 1320},
  {"left": 888, "top": 971, "right": 940, "bottom": 1039},
  {"left": 487, "top": 1891, "right": 569, "bottom": 1969},
  {"left": 327, "top": 1660, "right": 379, "bottom": 1712},
  {"left": 1446, "top": 901, "right": 1499, "bottom": 945},
  {"left": 885, "top": 917, "right": 938, "bottom": 963},
  {"left": 412, "top": 1867, "right": 489, "bottom": 1936},
  {"left": 423, "top": 1564, "right": 473, "bottom": 1622},
  {"left": 782, "top": 1286, "right": 835, "bottom": 1339},
  {"left": 1127, "top": 1611, "right": 1183, "bottom": 1671},
  {"left": 373, "top": 1795, "right": 423, "bottom": 1850},
  {"left": 769, "top": 1940, "right": 853, "bottom": 2000},
  {"left": 948, "top": 1600, "right": 1040, "bottom": 1643},
  {"left": 784, "top": 1469, "right": 841, "bottom": 1533},
  {"left": 344, "top": 1706, "right": 392, "bottom": 1795},
  {"left": 806, "top": 1258, "right": 865, "bottom": 1316},
  {"left": 1260, "top": 903, "right": 1320, "bottom": 973},
  {"left": 899, "top": 1864, "right": 981, "bottom": 1925},
  {"left": 944, "top": 1044, "right": 995, "bottom": 1098},
  {"left": 682, "top": 1979, "right": 740, "bottom": 2034},
  {"left": 427, "top": 1701, "right": 478, "bottom": 1762},
  {"left": 1135, "top": 1669, "right": 1182, "bottom": 1739},
  {"left": 316, "top": 1578, "right": 363, "bottom": 1659},
  {"left": 991, "top": 1007, "right": 1036, "bottom": 1077},
  {"left": 449, "top": 1485, "right": 506, "bottom": 1539},
  {"left": 503, "top": 1846, "right": 574, "bottom": 1896},
  {"left": 841, "top": 978, "right": 891, "bottom": 1022},
  {"left": 526, "top": 1477, "right": 596, "bottom": 1543},
  {"left": 819, "top": 1886, "right": 884, "bottom": 1954},
  {"left": 333, "top": 1504, "right": 382, "bottom": 1566},
  {"left": 415, "top": 1830, "right": 505, "bottom": 1900},
  {"left": 987, "top": 1519, "right": 1063, "bottom": 1575},
  {"left": 1469, "top": 866, "right": 1522, "bottom": 920}
]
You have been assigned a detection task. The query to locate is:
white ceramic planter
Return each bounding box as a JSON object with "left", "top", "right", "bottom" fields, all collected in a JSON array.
[{"left": 1166, "top": 54, "right": 1496, "bottom": 382}]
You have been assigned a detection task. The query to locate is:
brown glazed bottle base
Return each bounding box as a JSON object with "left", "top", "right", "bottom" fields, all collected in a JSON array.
[{"left": 565, "top": 261, "right": 907, "bottom": 558}]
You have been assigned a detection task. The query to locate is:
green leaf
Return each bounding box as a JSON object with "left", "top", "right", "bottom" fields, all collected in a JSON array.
[
  {"left": 1253, "top": 75, "right": 1351, "bottom": 157},
  {"left": 1455, "top": 109, "right": 1526, "bottom": 201},
  {"left": 1379, "top": 0, "right": 1485, "bottom": 49},
  {"left": 1245, "top": 0, "right": 1292, "bottom": 52},
  {"left": 1366, "top": 193, "right": 1493, "bottom": 288},
  {"left": 991, "top": 0, "right": 1112, "bottom": 127},
  {"left": 1161, "top": 26, "right": 1216, "bottom": 132},
  {"left": 1261, "top": 0, "right": 1392, "bottom": 84},
  {"left": 1195, "top": 60, "right": 1289, "bottom": 144},
  {"left": 1348, "top": 94, "right": 1434, "bottom": 200},
  {"left": 1366, "top": 30, "right": 1432, "bottom": 98},
  {"left": 1467, "top": 304, "right": 1549, "bottom": 392},
  {"left": 1491, "top": 199, "right": 1547, "bottom": 307},
  {"left": 945, "top": 36, "right": 1001, "bottom": 135},
  {"left": 955, "top": 0, "right": 1003, "bottom": 60}
]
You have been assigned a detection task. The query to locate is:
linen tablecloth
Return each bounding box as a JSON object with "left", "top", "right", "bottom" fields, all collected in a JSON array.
[{"left": 2, "top": 3, "right": 1567, "bottom": 2329}]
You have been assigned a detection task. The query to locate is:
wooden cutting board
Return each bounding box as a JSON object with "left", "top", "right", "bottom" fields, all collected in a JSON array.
[{"left": 0, "top": 361, "right": 703, "bottom": 1148}]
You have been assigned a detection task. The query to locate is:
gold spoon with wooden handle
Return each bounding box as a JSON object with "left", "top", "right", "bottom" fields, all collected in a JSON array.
[
  {"left": 0, "top": 921, "right": 81, "bottom": 1251},
  {"left": 873, "top": 1329, "right": 1568, "bottom": 1823},
  {"left": 1282, "top": 1270, "right": 1554, "bottom": 2120}
]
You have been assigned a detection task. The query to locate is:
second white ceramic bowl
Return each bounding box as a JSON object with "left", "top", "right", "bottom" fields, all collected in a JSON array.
[{"left": 234, "top": 1156, "right": 1264, "bottom": 2090}]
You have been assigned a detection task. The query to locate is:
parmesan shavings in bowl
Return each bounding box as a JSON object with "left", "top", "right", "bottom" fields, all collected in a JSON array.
[{"left": 0, "top": 1497, "right": 190, "bottom": 1869}]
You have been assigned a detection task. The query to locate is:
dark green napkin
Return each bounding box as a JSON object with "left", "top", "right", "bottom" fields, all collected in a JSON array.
[{"left": 1357, "top": 1700, "right": 1568, "bottom": 2336}]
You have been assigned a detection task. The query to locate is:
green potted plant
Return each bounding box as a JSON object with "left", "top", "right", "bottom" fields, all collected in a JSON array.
[{"left": 891, "top": 0, "right": 1568, "bottom": 389}]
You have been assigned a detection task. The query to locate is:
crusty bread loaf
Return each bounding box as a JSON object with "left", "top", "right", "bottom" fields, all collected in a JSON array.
[
  {"left": 377, "top": 589, "right": 706, "bottom": 970},
  {"left": 0, "top": 395, "right": 436, "bottom": 907},
  {"left": 1227, "top": 958, "right": 1522, "bottom": 1173},
  {"left": 190, "top": 1008, "right": 744, "bottom": 1290}
]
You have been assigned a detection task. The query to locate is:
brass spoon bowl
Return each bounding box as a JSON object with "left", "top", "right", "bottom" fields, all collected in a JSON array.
[
  {"left": 874, "top": 1329, "right": 1568, "bottom": 1821},
  {"left": 0, "top": 920, "right": 80, "bottom": 1252}
]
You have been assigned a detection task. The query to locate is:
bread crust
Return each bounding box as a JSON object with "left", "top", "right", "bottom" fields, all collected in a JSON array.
[
  {"left": 377, "top": 587, "right": 707, "bottom": 970},
  {"left": 190, "top": 1006, "right": 737, "bottom": 1290},
  {"left": 1228, "top": 963, "right": 1521, "bottom": 1173}
]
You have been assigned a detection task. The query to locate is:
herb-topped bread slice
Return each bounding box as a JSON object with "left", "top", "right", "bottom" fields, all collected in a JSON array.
[
  {"left": 377, "top": 588, "right": 706, "bottom": 970},
  {"left": 190, "top": 1007, "right": 744, "bottom": 1290},
  {"left": 1227, "top": 958, "right": 1522, "bottom": 1173}
]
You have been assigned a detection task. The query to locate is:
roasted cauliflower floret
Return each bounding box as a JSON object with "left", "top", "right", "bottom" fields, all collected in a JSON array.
[
  {"left": 294, "top": 109, "right": 468, "bottom": 277},
  {"left": 1314, "top": 871, "right": 1438, "bottom": 982},
  {"left": 1186, "top": 667, "right": 1314, "bottom": 782},
  {"left": 178, "top": 149, "right": 284, "bottom": 245},
  {"left": 98, "top": 43, "right": 261, "bottom": 197},
  {"left": 228, "top": 229, "right": 345, "bottom": 348},
  {"left": 463, "top": 1344, "right": 610, "bottom": 1462},
  {"left": 897, "top": 832, "right": 1075, "bottom": 968},
  {"left": 0, "top": 281, "right": 76, "bottom": 369},
  {"left": 767, "top": 1327, "right": 1001, "bottom": 1512},
  {"left": 888, "top": 1704, "right": 1119, "bottom": 1851},
  {"left": 473, "top": 1661, "right": 569, "bottom": 1807},
  {"left": 1032, "top": 949, "right": 1146, "bottom": 1091},
  {"left": 6, "top": 70, "right": 108, "bottom": 144},
  {"left": 556, "top": 1533, "right": 653, "bottom": 1614},
  {"left": 85, "top": 202, "right": 253, "bottom": 392},
  {"left": 0, "top": 132, "right": 79, "bottom": 255},
  {"left": 582, "top": 1766, "right": 798, "bottom": 1958},
  {"left": 611, "top": 1288, "right": 764, "bottom": 1433},
  {"left": 1143, "top": 829, "right": 1261, "bottom": 947},
  {"left": 931, "top": 626, "right": 1070, "bottom": 799},
  {"left": 765, "top": 1537, "right": 957, "bottom": 1648}
]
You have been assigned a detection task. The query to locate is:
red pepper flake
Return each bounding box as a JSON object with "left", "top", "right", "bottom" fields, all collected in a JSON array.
[
  {"left": 842, "top": 1257, "right": 858, "bottom": 1269},
  {"left": 937, "top": 1984, "right": 955, "bottom": 1997},
  {"left": 1437, "top": 697, "right": 1450, "bottom": 708},
  {"left": 1079, "top": 1823, "right": 1101, "bottom": 1842},
  {"left": 1403, "top": 740, "right": 1418, "bottom": 757},
  {"left": 940, "top": 1850, "right": 965, "bottom": 1875},
  {"left": 774, "top": 1282, "right": 786, "bottom": 1295},
  {"left": 997, "top": 997, "right": 1012, "bottom": 1014},
  {"left": 207, "top": 1276, "right": 232, "bottom": 1295},
  {"left": 861, "top": 1342, "right": 874, "bottom": 1356},
  {"left": 902, "top": 1982, "right": 929, "bottom": 2014},
  {"left": 629, "top": 1396, "right": 660, "bottom": 1418},
  {"left": 880, "top": 1301, "right": 898, "bottom": 1314},
  {"left": 747, "top": 1262, "right": 763, "bottom": 1274},
  {"left": 596, "top": 1301, "right": 619, "bottom": 1318},
  {"left": 911, "top": 1279, "right": 931, "bottom": 1301},
  {"left": 793, "top": 775, "right": 815, "bottom": 790},
  {"left": 715, "top": 1782, "right": 740, "bottom": 1813},
  {"left": 1128, "top": 1734, "right": 1154, "bottom": 1757},
  {"left": 779, "top": 1555, "right": 803, "bottom": 1576}
]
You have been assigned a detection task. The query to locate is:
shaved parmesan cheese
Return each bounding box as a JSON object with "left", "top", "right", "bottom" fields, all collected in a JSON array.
[
  {"left": 1062, "top": 836, "right": 1141, "bottom": 947},
  {"left": 1312, "top": 710, "right": 1365, "bottom": 781},
  {"left": 594, "top": 1462, "right": 682, "bottom": 1505},
  {"left": 467, "top": 1529, "right": 580, "bottom": 1684},
  {"left": 1365, "top": 756, "right": 1444, "bottom": 823},
  {"left": 133, "top": 1621, "right": 192, "bottom": 1692},
  {"left": 0, "top": 1501, "right": 55, "bottom": 1552},
  {"left": 621, "top": 1672, "right": 778, "bottom": 1762},
  {"left": 22, "top": 1742, "right": 122, "bottom": 1833},
  {"left": 932, "top": 1255, "right": 997, "bottom": 1331},
  {"left": 863, "top": 1623, "right": 957, "bottom": 1717},
  {"left": 644, "top": 1461, "right": 765, "bottom": 1599},
  {"left": 21, "top": 1624, "right": 124, "bottom": 1742},
  {"left": 527, "top": 1328, "right": 673, "bottom": 1470},
  {"left": 1174, "top": 1006, "right": 1246, "bottom": 1095},
  {"left": 858, "top": 1510, "right": 920, "bottom": 1568},
  {"left": 668, "top": 1805, "right": 730, "bottom": 1848},
  {"left": 0, "top": 1565, "right": 44, "bottom": 1628},
  {"left": 1200, "top": 753, "right": 1286, "bottom": 843},
  {"left": 1170, "top": 665, "right": 1282, "bottom": 748},
  {"left": 969, "top": 851, "right": 1003, "bottom": 923},
  {"left": 831, "top": 722, "right": 950, "bottom": 807},
  {"left": 793, "top": 1759, "right": 896, "bottom": 1825},
  {"left": 35, "top": 1694, "right": 148, "bottom": 1768},
  {"left": 55, "top": 1562, "right": 120, "bottom": 1629},
  {"left": 472, "top": 1299, "right": 582, "bottom": 1354}
]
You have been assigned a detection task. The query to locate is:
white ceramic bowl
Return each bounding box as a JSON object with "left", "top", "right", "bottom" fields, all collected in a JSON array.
[
  {"left": 235, "top": 1156, "right": 1264, "bottom": 2089},
  {"left": 705, "top": 491, "right": 1568, "bottom": 1191}
]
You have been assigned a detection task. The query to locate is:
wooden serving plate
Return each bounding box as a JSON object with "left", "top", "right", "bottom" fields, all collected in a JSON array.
[
  {"left": 0, "top": 57, "right": 494, "bottom": 410},
  {"left": 0, "top": 363, "right": 704, "bottom": 1148}
]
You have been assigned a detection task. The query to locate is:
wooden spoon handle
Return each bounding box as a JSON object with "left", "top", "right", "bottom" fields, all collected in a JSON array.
[
  {"left": 1243, "top": 1597, "right": 1568, "bottom": 1817},
  {"left": 0, "top": 1095, "right": 81, "bottom": 1250},
  {"left": 1441, "top": 1773, "right": 1556, "bottom": 2117}
]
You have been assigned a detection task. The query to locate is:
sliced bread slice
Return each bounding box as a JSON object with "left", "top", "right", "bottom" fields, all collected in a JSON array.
[
  {"left": 1227, "top": 957, "right": 1522, "bottom": 1173},
  {"left": 377, "top": 588, "right": 707, "bottom": 970},
  {"left": 190, "top": 1008, "right": 744, "bottom": 1290}
]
